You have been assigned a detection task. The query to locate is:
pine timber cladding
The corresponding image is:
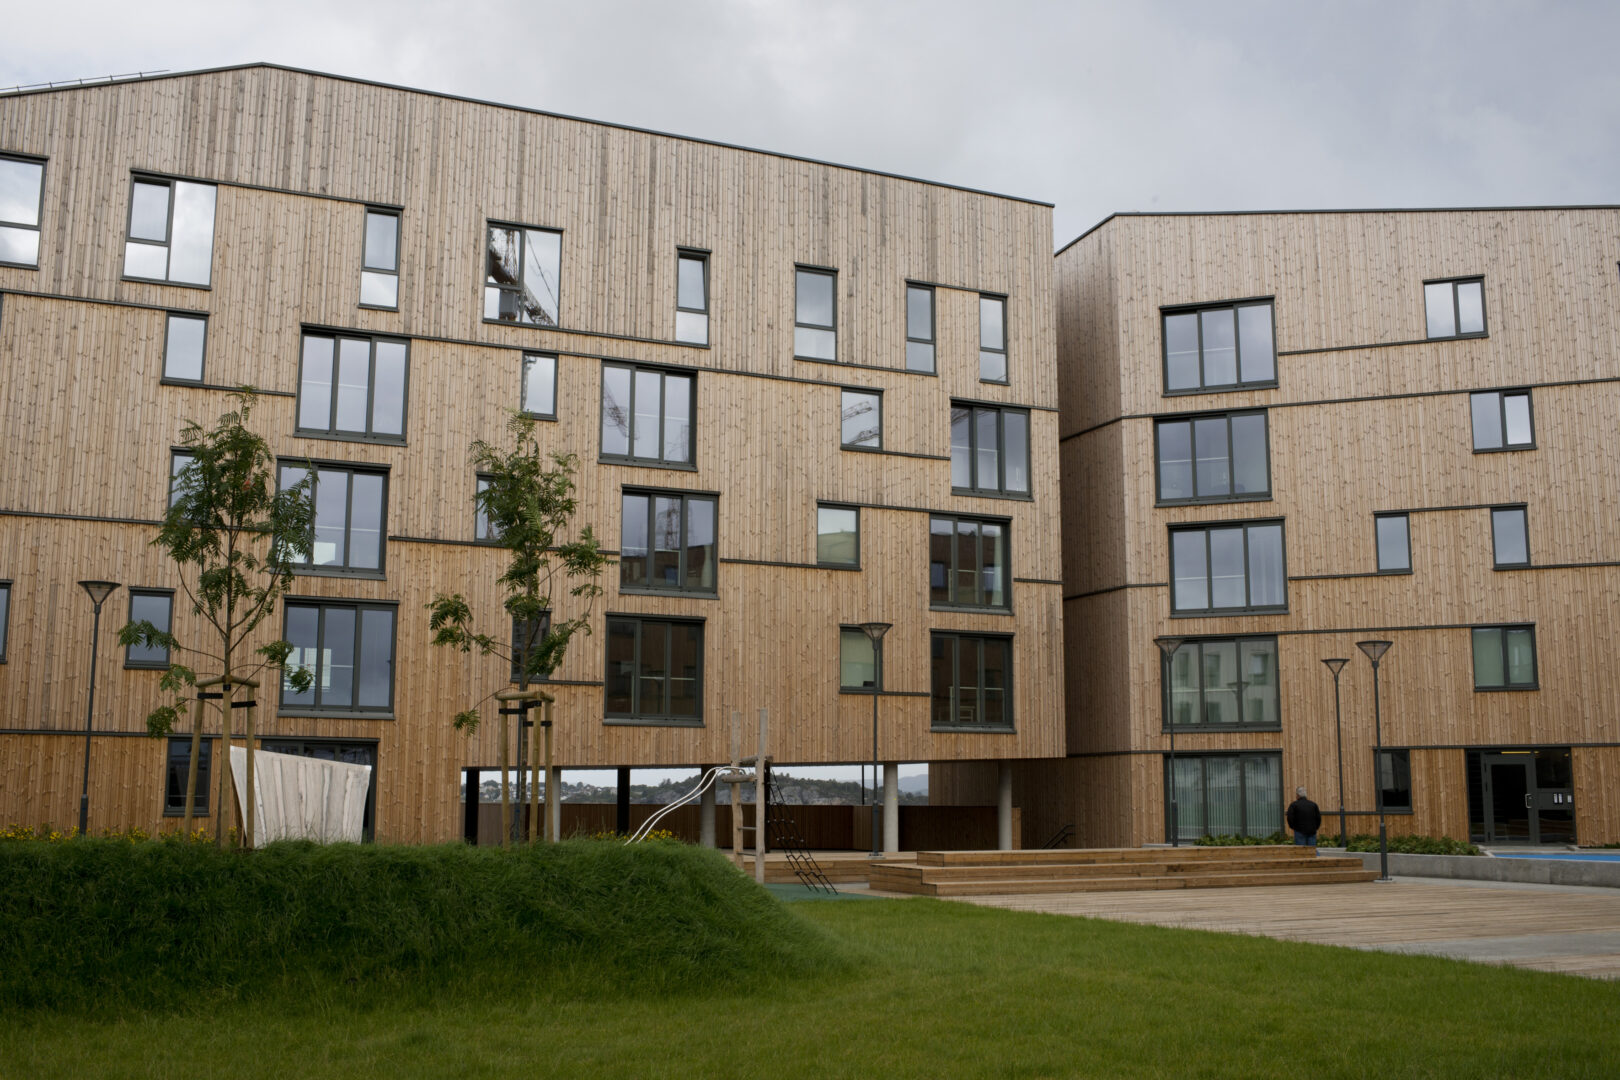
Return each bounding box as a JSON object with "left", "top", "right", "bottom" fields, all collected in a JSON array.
[{"left": 0, "top": 67, "right": 1062, "bottom": 842}]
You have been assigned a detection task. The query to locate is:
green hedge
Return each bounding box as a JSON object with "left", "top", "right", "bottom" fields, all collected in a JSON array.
[
  {"left": 1193, "top": 832, "right": 1290, "bottom": 846},
  {"left": 1315, "top": 833, "right": 1481, "bottom": 855}
]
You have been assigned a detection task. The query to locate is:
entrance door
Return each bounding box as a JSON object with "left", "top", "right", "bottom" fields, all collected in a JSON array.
[{"left": 1480, "top": 749, "right": 1575, "bottom": 845}]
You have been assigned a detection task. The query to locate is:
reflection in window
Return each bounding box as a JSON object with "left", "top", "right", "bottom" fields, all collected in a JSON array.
[
  {"left": 620, "top": 490, "right": 716, "bottom": 594},
  {"left": 1162, "top": 300, "right": 1275, "bottom": 392},
  {"left": 511, "top": 612, "right": 552, "bottom": 684},
  {"left": 929, "top": 515, "right": 1008, "bottom": 610},
  {"left": 164, "top": 738, "right": 211, "bottom": 814},
  {"left": 281, "top": 601, "right": 396, "bottom": 713},
  {"left": 1376, "top": 513, "right": 1411, "bottom": 573},
  {"left": 817, "top": 505, "right": 859, "bottom": 567},
  {"left": 1378, "top": 749, "right": 1412, "bottom": 812},
  {"left": 162, "top": 313, "right": 208, "bottom": 383},
  {"left": 840, "top": 389, "right": 881, "bottom": 449},
  {"left": 676, "top": 250, "right": 709, "bottom": 344},
  {"left": 124, "top": 177, "right": 216, "bottom": 285},
  {"left": 601, "top": 362, "right": 693, "bottom": 465},
  {"left": 485, "top": 223, "right": 561, "bottom": 326},
  {"left": 1472, "top": 625, "right": 1536, "bottom": 689},
  {"left": 1170, "top": 521, "right": 1287, "bottom": 613},
  {"left": 0, "top": 154, "right": 45, "bottom": 267},
  {"left": 951, "top": 403, "right": 1030, "bottom": 495},
  {"left": 1425, "top": 278, "right": 1486, "bottom": 339},
  {"left": 361, "top": 208, "right": 400, "bottom": 308},
  {"left": 297, "top": 332, "right": 409, "bottom": 440},
  {"left": 840, "top": 627, "right": 878, "bottom": 690},
  {"left": 522, "top": 353, "right": 557, "bottom": 419},
  {"left": 1156, "top": 411, "right": 1269, "bottom": 503},
  {"left": 605, "top": 616, "right": 703, "bottom": 722},
  {"left": 1491, "top": 506, "right": 1529, "bottom": 568},
  {"left": 1165, "top": 637, "right": 1279, "bottom": 727},
  {"left": 906, "top": 284, "right": 935, "bottom": 372},
  {"left": 979, "top": 295, "right": 1007, "bottom": 382},
  {"left": 795, "top": 267, "right": 836, "bottom": 360},
  {"left": 931, "top": 632, "right": 1011, "bottom": 730},
  {"left": 1471, "top": 390, "right": 1533, "bottom": 451},
  {"left": 126, "top": 589, "right": 174, "bottom": 668},
  {"left": 278, "top": 464, "right": 386, "bottom": 573}
]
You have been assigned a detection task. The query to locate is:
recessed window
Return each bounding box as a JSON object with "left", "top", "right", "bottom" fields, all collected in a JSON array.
[
  {"left": 123, "top": 176, "right": 216, "bottom": 286},
  {"left": 1169, "top": 521, "right": 1287, "bottom": 614},
  {"left": 817, "top": 505, "right": 859, "bottom": 567},
  {"left": 361, "top": 208, "right": 400, "bottom": 309},
  {"left": 979, "top": 295, "right": 1007, "bottom": 383},
  {"left": 1167, "top": 753, "right": 1281, "bottom": 842},
  {"left": 950, "top": 403, "right": 1030, "bottom": 497},
  {"left": 1425, "top": 277, "right": 1486, "bottom": 340},
  {"left": 296, "top": 332, "right": 409, "bottom": 442},
  {"left": 1472, "top": 625, "right": 1536, "bottom": 690},
  {"left": 840, "top": 627, "right": 878, "bottom": 691},
  {"left": 282, "top": 600, "right": 397, "bottom": 714},
  {"left": 1164, "top": 637, "right": 1279, "bottom": 728},
  {"left": 164, "top": 738, "right": 211, "bottom": 815},
  {"left": 522, "top": 353, "right": 557, "bottom": 419},
  {"left": 485, "top": 223, "right": 561, "bottom": 326},
  {"left": 1491, "top": 506, "right": 1529, "bottom": 568},
  {"left": 0, "top": 153, "right": 45, "bottom": 268},
  {"left": 930, "top": 514, "right": 1008, "bottom": 610},
  {"left": 605, "top": 616, "right": 703, "bottom": 724},
  {"left": 1378, "top": 749, "right": 1413, "bottom": 813},
  {"left": 906, "top": 284, "right": 935, "bottom": 373},
  {"left": 676, "top": 250, "right": 709, "bottom": 345},
  {"left": 1375, "top": 513, "right": 1411, "bottom": 574},
  {"left": 795, "top": 267, "right": 836, "bottom": 361},
  {"left": 840, "top": 389, "right": 881, "bottom": 449},
  {"left": 1162, "top": 300, "right": 1275, "bottom": 393},
  {"left": 278, "top": 464, "right": 387, "bottom": 575},
  {"left": 511, "top": 612, "right": 552, "bottom": 684},
  {"left": 162, "top": 313, "right": 208, "bottom": 383},
  {"left": 125, "top": 589, "right": 173, "bottom": 669},
  {"left": 0, "top": 580, "right": 10, "bottom": 662},
  {"left": 620, "top": 490, "right": 716, "bottom": 594},
  {"left": 600, "top": 362, "right": 694, "bottom": 467},
  {"left": 931, "top": 632, "right": 1012, "bottom": 730},
  {"left": 1155, "top": 411, "right": 1270, "bottom": 504},
  {"left": 168, "top": 451, "right": 194, "bottom": 509},
  {"left": 474, "top": 475, "right": 497, "bottom": 542},
  {"left": 1471, "top": 390, "right": 1533, "bottom": 451}
]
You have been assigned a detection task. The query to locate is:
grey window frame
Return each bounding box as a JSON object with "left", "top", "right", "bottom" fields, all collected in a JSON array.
[
  {"left": 359, "top": 207, "right": 401, "bottom": 311},
  {"left": 840, "top": 387, "right": 882, "bottom": 450},
  {"left": 278, "top": 461, "right": 389, "bottom": 578},
  {"left": 511, "top": 611, "right": 552, "bottom": 684},
  {"left": 604, "top": 614, "right": 705, "bottom": 725},
  {"left": 163, "top": 736, "right": 212, "bottom": 815},
  {"left": 168, "top": 450, "right": 194, "bottom": 509},
  {"left": 1168, "top": 519, "right": 1289, "bottom": 616},
  {"left": 598, "top": 360, "right": 697, "bottom": 469},
  {"left": 295, "top": 330, "right": 411, "bottom": 444},
  {"left": 950, "top": 402, "right": 1032, "bottom": 498},
  {"left": 1375, "top": 512, "right": 1412, "bottom": 575},
  {"left": 675, "top": 248, "right": 710, "bottom": 345},
  {"left": 979, "top": 293, "right": 1008, "bottom": 384},
  {"left": 160, "top": 311, "right": 209, "bottom": 385},
  {"left": 124, "top": 587, "right": 175, "bottom": 670},
  {"left": 1377, "top": 748, "right": 1414, "bottom": 813},
  {"left": 905, "top": 282, "right": 936, "bottom": 373},
  {"left": 816, "top": 503, "right": 861, "bottom": 569},
  {"left": 929, "top": 512, "right": 1012, "bottom": 612},
  {"left": 0, "top": 151, "right": 46, "bottom": 269},
  {"left": 121, "top": 173, "right": 216, "bottom": 287},
  {"left": 0, "top": 579, "right": 10, "bottom": 663},
  {"left": 794, "top": 265, "right": 837, "bottom": 361},
  {"left": 1490, "top": 504, "right": 1531, "bottom": 569},
  {"left": 483, "top": 220, "right": 563, "bottom": 327},
  {"left": 1472, "top": 624, "right": 1538, "bottom": 691},
  {"left": 279, "top": 598, "right": 399, "bottom": 717},
  {"left": 839, "top": 625, "right": 881, "bottom": 693},
  {"left": 1153, "top": 409, "right": 1272, "bottom": 505},
  {"left": 1471, "top": 389, "right": 1535, "bottom": 452},
  {"left": 1160, "top": 635, "right": 1282, "bottom": 732},
  {"left": 1160, "top": 297, "right": 1278, "bottom": 395},
  {"left": 930, "top": 631, "right": 1015, "bottom": 732},
  {"left": 619, "top": 488, "right": 719, "bottom": 596},
  {"left": 1424, "top": 276, "right": 1488, "bottom": 340},
  {"left": 474, "top": 474, "right": 497, "bottom": 543},
  {"left": 521, "top": 352, "right": 558, "bottom": 421}
]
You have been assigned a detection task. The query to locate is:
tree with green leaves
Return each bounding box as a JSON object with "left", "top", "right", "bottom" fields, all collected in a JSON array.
[
  {"left": 428, "top": 413, "right": 609, "bottom": 844},
  {"left": 119, "top": 392, "right": 315, "bottom": 847}
]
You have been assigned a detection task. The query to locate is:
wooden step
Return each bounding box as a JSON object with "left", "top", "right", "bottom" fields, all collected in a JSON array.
[{"left": 883, "top": 867, "right": 1380, "bottom": 897}]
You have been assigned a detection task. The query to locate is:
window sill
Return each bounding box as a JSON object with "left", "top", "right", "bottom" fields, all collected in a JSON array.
[
  {"left": 929, "top": 724, "right": 1016, "bottom": 734},
  {"left": 979, "top": 377, "right": 1010, "bottom": 387},
  {"left": 1163, "top": 381, "right": 1278, "bottom": 398},
  {"left": 0, "top": 259, "right": 39, "bottom": 270},
  {"left": 950, "top": 488, "right": 1033, "bottom": 503},
  {"left": 930, "top": 604, "right": 1013, "bottom": 616},
  {"left": 293, "top": 429, "right": 407, "bottom": 447},
  {"left": 1426, "top": 332, "right": 1489, "bottom": 342},
  {"left": 1156, "top": 493, "right": 1274, "bottom": 508},
  {"left": 617, "top": 586, "right": 718, "bottom": 600},
  {"left": 1473, "top": 684, "right": 1539, "bottom": 693},
  {"left": 841, "top": 443, "right": 886, "bottom": 454},
  {"left": 817, "top": 562, "right": 861, "bottom": 572},
  {"left": 358, "top": 303, "right": 399, "bottom": 312},
  {"left": 840, "top": 687, "right": 879, "bottom": 695},
  {"left": 1376, "top": 568, "right": 1413, "bottom": 576},
  {"left": 124, "top": 662, "right": 172, "bottom": 672},
  {"left": 520, "top": 412, "right": 559, "bottom": 423},
  {"left": 1473, "top": 444, "right": 1535, "bottom": 454},
  {"left": 1493, "top": 563, "right": 1532, "bottom": 571},
  {"left": 1170, "top": 607, "right": 1289, "bottom": 618},
  {"left": 1161, "top": 724, "right": 1282, "bottom": 734},
  {"left": 292, "top": 567, "right": 387, "bottom": 581},
  {"left": 122, "top": 275, "right": 212, "bottom": 291},
  {"left": 162, "top": 809, "right": 214, "bottom": 818},
  {"left": 603, "top": 717, "right": 704, "bottom": 728},
  {"left": 277, "top": 710, "right": 396, "bottom": 720},
  {"left": 597, "top": 456, "right": 698, "bottom": 472}
]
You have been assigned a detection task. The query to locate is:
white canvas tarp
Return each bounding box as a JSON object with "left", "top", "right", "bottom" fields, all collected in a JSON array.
[{"left": 229, "top": 745, "right": 371, "bottom": 846}]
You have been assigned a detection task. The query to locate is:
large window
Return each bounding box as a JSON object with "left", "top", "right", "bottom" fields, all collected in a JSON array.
[
  {"left": 1491, "top": 506, "right": 1529, "bottom": 568},
  {"left": 930, "top": 515, "right": 1009, "bottom": 610},
  {"left": 676, "top": 250, "right": 709, "bottom": 345},
  {"left": 164, "top": 738, "right": 211, "bottom": 815},
  {"left": 817, "top": 504, "right": 859, "bottom": 567},
  {"left": 795, "top": 267, "right": 836, "bottom": 360},
  {"left": 979, "top": 294, "right": 1007, "bottom": 383},
  {"left": 840, "top": 389, "right": 881, "bottom": 449},
  {"left": 1471, "top": 390, "right": 1533, "bottom": 451},
  {"left": 605, "top": 616, "right": 703, "bottom": 723},
  {"left": 1378, "top": 749, "right": 1413, "bottom": 813},
  {"left": 0, "top": 153, "right": 44, "bottom": 267},
  {"left": 522, "top": 353, "right": 557, "bottom": 419},
  {"left": 951, "top": 403, "right": 1030, "bottom": 496},
  {"left": 1472, "top": 625, "right": 1536, "bottom": 690},
  {"left": 906, "top": 284, "right": 935, "bottom": 373},
  {"left": 1167, "top": 753, "right": 1281, "bottom": 842},
  {"left": 1162, "top": 300, "right": 1275, "bottom": 393},
  {"left": 124, "top": 176, "right": 216, "bottom": 286},
  {"left": 297, "top": 332, "right": 409, "bottom": 442},
  {"left": 1375, "top": 513, "right": 1411, "bottom": 574},
  {"left": 361, "top": 208, "right": 400, "bottom": 309},
  {"left": 1163, "top": 637, "right": 1279, "bottom": 728},
  {"left": 125, "top": 589, "right": 174, "bottom": 669},
  {"left": 601, "top": 362, "right": 694, "bottom": 466},
  {"left": 1169, "top": 521, "right": 1286, "bottom": 614},
  {"left": 839, "top": 627, "right": 879, "bottom": 691},
  {"left": 0, "top": 580, "right": 9, "bottom": 662},
  {"left": 620, "top": 490, "right": 716, "bottom": 594},
  {"left": 260, "top": 739, "right": 377, "bottom": 842},
  {"left": 282, "top": 601, "right": 397, "bottom": 714},
  {"left": 1155, "top": 411, "right": 1269, "bottom": 503},
  {"left": 1425, "top": 277, "right": 1486, "bottom": 340},
  {"left": 162, "top": 313, "right": 208, "bottom": 383},
  {"left": 279, "top": 464, "right": 387, "bottom": 575},
  {"left": 931, "top": 633, "right": 1012, "bottom": 730},
  {"left": 485, "top": 223, "right": 561, "bottom": 326}
]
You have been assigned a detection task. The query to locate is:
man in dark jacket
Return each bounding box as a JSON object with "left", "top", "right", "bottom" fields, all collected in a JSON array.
[{"left": 1285, "top": 787, "right": 1322, "bottom": 846}]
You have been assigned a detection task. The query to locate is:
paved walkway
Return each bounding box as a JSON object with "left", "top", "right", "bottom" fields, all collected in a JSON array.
[{"left": 957, "top": 877, "right": 1620, "bottom": 979}]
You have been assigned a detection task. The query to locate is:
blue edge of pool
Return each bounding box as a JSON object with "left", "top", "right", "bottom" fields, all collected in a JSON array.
[{"left": 1495, "top": 852, "right": 1620, "bottom": 862}]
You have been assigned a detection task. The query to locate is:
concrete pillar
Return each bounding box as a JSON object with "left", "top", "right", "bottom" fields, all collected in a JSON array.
[
  {"left": 997, "top": 761, "right": 1014, "bottom": 851},
  {"left": 883, "top": 763, "right": 900, "bottom": 854},
  {"left": 699, "top": 766, "right": 717, "bottom": 848}
]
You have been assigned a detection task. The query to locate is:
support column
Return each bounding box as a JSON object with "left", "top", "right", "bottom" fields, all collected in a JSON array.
[
  {"left": 699, "top": 766, "right": 717, "bottom": 848},
  {"left": 616, "top": 766, "right": 631, "bottom": 835},
  {"left": 882, "top": 762, "right": 900, "bottom": 854},
  {"left": 997, "top": 761, "right": 1014, "bottom": 851}
]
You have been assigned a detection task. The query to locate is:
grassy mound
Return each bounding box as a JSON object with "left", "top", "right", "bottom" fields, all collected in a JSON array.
[{"left": 0, "top": 838, "right": 844, "bottom": 1013}]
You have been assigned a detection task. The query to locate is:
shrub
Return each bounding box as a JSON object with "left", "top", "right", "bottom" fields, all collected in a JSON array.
[
  {"left": 1193, "top": 832, "right": 1290, "bottom": 846},
  {"left": 1315, "top": 833, "right": 1481, "bottom": 856}
]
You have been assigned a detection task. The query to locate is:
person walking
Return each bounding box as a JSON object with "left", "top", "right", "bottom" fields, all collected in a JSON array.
[{"left": 1285, "top": 786, "right": 1322, "bottom": 846}]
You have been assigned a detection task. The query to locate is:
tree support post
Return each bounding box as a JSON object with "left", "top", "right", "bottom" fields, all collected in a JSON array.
[{"left": 495, "top": 688, "right": 549, "bottom": 845}]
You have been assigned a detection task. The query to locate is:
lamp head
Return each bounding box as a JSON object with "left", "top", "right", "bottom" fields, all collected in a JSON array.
[
  {"left": 1357, "top": 640, "right": 1393, "bottom": 665},
  {"left": 858, "top": 621, "right": 892, "bottom": 644},
  {"left": 1322, "top": 658, "right": 1349, "bottom": 677},
  {"left": 1154, "top": 636, "right": 1185, "bottom": 660},
  {"left": 78, "top": 580, "right": 121, "bottom": 608}
]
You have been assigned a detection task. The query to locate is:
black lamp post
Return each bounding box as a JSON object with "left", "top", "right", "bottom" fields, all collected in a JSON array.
[
  {"left": 77, "top": 579, "right": 121, "bottom": 836},
  {"left": 859, "top": 621, "right": 892, "bottom": 857},
  {"left": 1356, "top": 639, "right": 1394, "bottom": 883},
  {"left": 1155, "top": 636, "right": 1185, "bottom": 847},
  {"left": 1321, "top": 658, "right": 1350, "bottom": 844}
]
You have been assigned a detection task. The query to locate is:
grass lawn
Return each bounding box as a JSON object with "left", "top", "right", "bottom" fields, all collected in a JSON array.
[{"left": 6, "top": 896, "right": 1616, "bottom": 1079}]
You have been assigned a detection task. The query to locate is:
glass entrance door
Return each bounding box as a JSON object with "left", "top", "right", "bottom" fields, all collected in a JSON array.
[{"left": 1480, "top": 749, "right": 1575, "bottom": 845}]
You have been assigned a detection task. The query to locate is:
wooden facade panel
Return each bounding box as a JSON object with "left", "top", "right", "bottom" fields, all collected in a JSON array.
[{"left": 1573, "top": 747, "right": 1620, "bottom": 846}]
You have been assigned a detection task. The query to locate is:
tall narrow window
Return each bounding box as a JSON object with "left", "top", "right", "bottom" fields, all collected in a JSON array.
[
  {"left": 278, "top": 464, "right": 387, "bottom": 575},
  {"left": 0, "top": 153, "right": 45, "bottom": 268},
  {"left": 125, "top": 589, "right": 174, "bottom": 669},
  {"left": 282, "top": 601, "right": 397, "bottom": 714},
  {"left": 361, "top": 208, "right": 400, "bottom": 309},
  {"left": 929, "top": 514, "right": 1009, "bottom": 610},
  {"left": 1378, "top": 749, "right": 1413, "bottom": 812},
  {"left": 794, "top": 267, "right": 836, "bottom": 360},
  {"left": 1472, "top": 625, "right": 1536, "bottom": 690},
  {"left": 1491, "top": 506, "right": 1529, "bottom": 568},
  {"left": 124, "top": 176, "right": 216, "bottom": 286},
  {"left": 164, "top": 738, "right": 211, "bottom": 814},
  {"left": 676, "top": 250, "right": 709, "bottom": 345},
  {"left": 168, "top": 451, "right": 195, "bottom": 509},
  {"left": 605, "top": 616, "right": 703, "bottom": 723},
  {"left": 522, "top": 353, "right": 557, "bottom": 419},
  {"left": 1425, "top": 277, "right": 1486, "bottom": 339},
  {"left": 840, "top": 389, "right": 881, "bottom": 449},
  {"left": 620, "top": 490, "right": 717, "bottom": 594},
  {"left": 0, "top": 580, "right": 10, "bottom": 662},
  {"left": 817, "top": 505, "right": 859, "bottom": 567},
  {"left": 839, "top": 627, "right": 878, "bottom": 691},
  {"left": 600, "top": 362, "right": 694, "bottom": 466},
  {"left": 474, "top": 475, "right": 497, "bottom": 542},
  {"left": 979, "top": 295, "right": 1007, "bottom": 383},
  {"left": 162, "top": 313, "right": 208, "bottom": 383},
  {"left": 1162, "top": 300, "right": 1276, "bottom": 393},
  {"left": 1471, "top": 390, "right": 1533, "bottom": 451},
  {"left": 1155, "top": 411, "right": 1270, "bottom": 503},
  {"left": 1375, "top": 513, "right": 1411, "bottom": 574},
  {"left": 950, "top": 403, "right": 1030, "bottom": 496},
  {"left": 296, "top": 332, "right": 409, "bottom": 441},
  {"left": 511, "top": 612, "right": 552, "bottom": 684},
  {"left": 906, "top": 284, "right": 935, "bottom": 373},
  {"left": 1164, "top": 637, "right": 1279, "bottom": 728},
  {"left": 1169, "top": 521, "right": 1287, "bottom": 614},
  {"left": 931, "top": 632, "right": 1012, "bottom": 730},
  {"left": 485, "top": 223, "right": 561, "bottom": 326}
]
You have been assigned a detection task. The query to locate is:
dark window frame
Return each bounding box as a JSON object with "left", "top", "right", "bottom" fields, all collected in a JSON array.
[
  {"left": 603, "top": 614, "right": 705, "bottom": 726},
  {"left": 598, "top": 360, "right": 698, "bottom": 470},
  {"left": 1424, "top": 275, "right": 1488, "bottom": 341},
  {"left": 1160, "top": 634, "right": 1282, "bottom": 732},
  {"left": 359, "top": 207, "right": 401, "bottom": 312},
  {"left": 159, "top": 311, "right": 209, "bottom": 386},
  {"left": 0, "top": 579, "right": 10, "bottom": 663},
  {"left": 1168, "top": 519, "right": 1289, "bottom": 616},
  {"left": 474, "top": 473, "right": 497, "bottom": 543},
  {"left": 278, "top": 460, "right": 390, "bottom": 578},
  {"left": 1153, "top": 408, "right": 1272, "bottom": 505},
  {"left": 950, "top": 401, "right": 1032, "bottom": 499},
  {"left": 1377, "top": 748, "right": 1414, "bottom": 814},
  {"left": 793, "top": 264, "right": 838, "bottom": 362},
  {"left": 294, "top": 329, "right": 412, "bottom": 445},
  {"left": 1471, "top": 388, "right": 1535, "bottom": 453},
  {"left": 978, "top": 292, "right": 1008, "bottom": 385},
  {"left": 816, "top": 502, "right": 861, "bottom": 569},
  {"left": 483, "top": 219, "right": 563, "bottom": 328},
  {"left": 905, "top": 281, "right": 936, "bottom": 374},
  {"left": 930, "top": 630, "right": 1015, "bottom": 732},
  {"left": 163, "top": 736, "right": 212, "bottom": 816},
  {"left": 1164, "top": 751, "right": 1284, "bottom": 842},
  {"left": 1472, "top": 624, "right": 1538, "bottom": 692},
  {"left": 1490, "top": 504, "right": 1531, "bottom": 570},
  {"left": 279, "top": 598, "right": 399, "bottom": 717},
  {"left": 168, "top": 449, "right": 194, "bottom": 509},
  {"left": 121, "top": 172, "right": 216, "bottom": 288},
  {"left": 1160, "top": 297, "right": 1278, "bottom": 395},
  {"left": 675, "top": 248, "right": 710, "bottom": 345},
  {"left": 618, "top": 488, "right": 719, "bottom": 597},
  {"left": 511, "top": 611, "right": 553, "bottom": 684},
  {"left": 521, "top": 352, "right": 558, "bottom": 421},
  {"left": 929, "top": 512, "right": 1013, "bottom": 613},
  {"left": 1375, "top": 512, "right": 1412, "bottom": 575},
  {"left": 0, "top": 151, "right": 46, "bottom": 270},
  {"left": 124, "top": 587, "right": 175, "bottom": 670},
  {"left": 839, "top": 387, "right": 883, "bottom": 451},
  {"left": 838, "top": 625, "right": 882, "bottom": 693}
]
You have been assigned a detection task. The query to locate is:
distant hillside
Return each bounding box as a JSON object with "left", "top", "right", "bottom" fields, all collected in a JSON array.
[{"left": 466, "top": 773, "right": 927, "bottom": 805}]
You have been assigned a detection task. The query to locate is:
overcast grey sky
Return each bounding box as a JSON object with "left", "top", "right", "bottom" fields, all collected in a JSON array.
[{"left": 6, "top": 0, "right": 1618, "bottom": 246}]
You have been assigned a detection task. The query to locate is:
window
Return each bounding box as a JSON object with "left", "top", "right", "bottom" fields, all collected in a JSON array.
[
  {"left": 1155, "top": 411, "right": 1269, "bottom": 503},
  {"left": 794, "top": 267, "right": 836, "bottom": 360},
  {"left": 1163, "top": 637, "right": 1279, "bottom": 728},
  {"left": 1167, "top": 753, "right": 1281, "bottom": 842},
  {"left": 162, "top": 313, "right": 208, "bottom": 383},
  {"left": 600, "top": 362, "right": 693, "bottom": 466},
  {"left": 1471, "top": 390, "right": 1533, "bottom": 451},
  {"left": 522, "top": 353, "right": 557, "bottom": 419},
  {"left": 676, "top": 250, "right": 709, "bottom": 345},
  {"left": 164, "top": 738, "right": 211, "bottom": 815},
  {"left": 511, "top": 612, "right": 552, "bottom": 684},
  {"left": 361, "top": 208, "right": 400, "bottom": 309},
  {"left": 296, "top": 332, "right": 409, "bottom": 441},
  {"left": 123, "top": 176, "right": 216, "bottom": 286},
  {"left": 485, "top": 223, "right": 561, "bottom": 326},
  {"left": 1378, "top": 749, "right": 1413, "bottom": 813},
  {"left": 1162, "top": 300, "right": 1275, "bottom": 393},
  {"left": 1472, "top": 625, "right": 1537, "bottom": 690},
  {"left": 840, "top": 627, "right": 878, "bottom": 691},
  {"left": 1425, "top": 277, "right": 1486, "bottom": 339},
  {"left": 930, "top": 515, "right": 1009, "bottom": 610},
  {"left": 0, "top": 580, "right": 9, "bottom": 662},
  {"left": 261, "top": 739, "right": 378, "bottom": 841},
  {"left": 1169, "top": 521, "right": 1287, "bottom": 614},
  {"left": 281, "top": 601, "right": 397, "bottom": 714},
  {"left": 950, "top": 404, "right": 1030, "bottom": 496},
  {"left": 817, "top": 505, "right": 859, "bottom": 567},
  {"left": 906, "top": 284, "right": 935, "bottom": 372},
  {"left": 0, "top": 153, "right": 44, "bottom": 267},
  {"left": 278, "top": 464, "right": 387, "bottom": 574},
  {"left": 979, "top": 295, "right": 1007, "bottom": 383},
  {"left": 605, "top": 616, "right": 703, "bottom": 723},
  {"left": 840, "top": 389, "right": 881, "bottom": 449},
  {"left": 1491, "top": 506, "right": 1529, "bottom": 568},
  {"left": 1375, "top": 513, "right": 1411, "bottom": 574},
  {"left": 931, "top": 633, "right": 1012, "bottom": 730},
  {"left": 474, "top": 475, "right": 497, "bottom": 542},
  {"left": 620, "top": 490, "right": 716, "bottom": 594},
  {"left": 168, "top": 451, "right": 194, "bottom": 509},
  {"left": 125, "top": 589, "right": 173, "bottom": 669}
]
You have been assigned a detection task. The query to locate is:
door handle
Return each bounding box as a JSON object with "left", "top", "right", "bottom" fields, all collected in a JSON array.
[{"left": 1525, "top": 793, "right": 1533, "bottom": 809}]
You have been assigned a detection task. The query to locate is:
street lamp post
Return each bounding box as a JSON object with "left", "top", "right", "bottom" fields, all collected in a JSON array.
[
  {"left": 1155, "top": 637, "right": 1185, "bottom": 847},
  {"left": 859, "top": 621, "right": 892, "bottom": 858},
  {"left": 77, "top": 580, "right": 121, "bottom": 836},
  {"left": 1356, "top": 640, "right": 1394, "bottom": 883},
  {"left": 1321, "top": 658, "right": 1350, "bottom": 844}
]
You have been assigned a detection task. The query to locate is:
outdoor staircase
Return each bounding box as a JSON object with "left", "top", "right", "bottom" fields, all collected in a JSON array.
[{"left": 867, "top": 846, "right": 1379, "bottom": 896}]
